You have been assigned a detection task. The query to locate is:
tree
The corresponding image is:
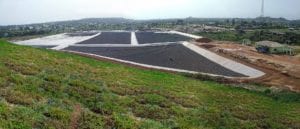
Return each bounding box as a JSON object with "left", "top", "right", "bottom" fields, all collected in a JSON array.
[
  {"left": 226, "top": 19, "right": 230, "bottom": 25},
  {"left": 176, "top": 20, "right": 184, "bottom": 25},
  {"left": 232, "top": 19, "right": 236, "bottom": 26}
]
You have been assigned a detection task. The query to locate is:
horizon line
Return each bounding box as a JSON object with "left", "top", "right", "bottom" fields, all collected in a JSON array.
[{"left": 0, "top": 16, "right": 298, "bottom": 26}]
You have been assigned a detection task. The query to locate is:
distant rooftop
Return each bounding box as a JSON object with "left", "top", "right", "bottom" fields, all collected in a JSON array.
[{"left": 256, "top": 41, "right": 284, "bottom": 47}]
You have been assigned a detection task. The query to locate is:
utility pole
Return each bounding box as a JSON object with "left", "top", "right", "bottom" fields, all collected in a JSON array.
[{"left": 261, "top": 0, "right": 265, "bottom": 17}]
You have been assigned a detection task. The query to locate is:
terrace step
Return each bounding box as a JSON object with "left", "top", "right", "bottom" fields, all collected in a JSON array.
[{"left": 131, "top": 32, "right": 139, "bottom": 45}]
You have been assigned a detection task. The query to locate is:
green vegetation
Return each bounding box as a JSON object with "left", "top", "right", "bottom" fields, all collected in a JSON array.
[
  {"left": 196, "top": 30, "right": 300, "bottom": 46},
  {"left": 196, "top": 31, "right": 244, "bottom": 42},
  {"left": 0, "top": 40, "right": 299, "bottom": 128}
]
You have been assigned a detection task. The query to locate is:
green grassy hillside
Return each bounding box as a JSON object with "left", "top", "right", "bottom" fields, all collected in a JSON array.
[{"left": 0, "top": 40, "right": 299, "bottom": 129}]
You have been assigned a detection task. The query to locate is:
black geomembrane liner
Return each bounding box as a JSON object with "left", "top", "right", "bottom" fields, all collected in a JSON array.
[
  {"left": 64, "top": 44, "right": 246, "bottom": 77},
  {"left": 77, "top": 32, "right": 131, "bottom": 44},
  {"left": 136, "top": 32, "right": 192, "bottom": 44}
]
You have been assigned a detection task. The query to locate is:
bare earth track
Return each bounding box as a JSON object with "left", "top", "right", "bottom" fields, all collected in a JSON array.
[{"left": 196, "top": 41, "right": 300, "bottom": 92}]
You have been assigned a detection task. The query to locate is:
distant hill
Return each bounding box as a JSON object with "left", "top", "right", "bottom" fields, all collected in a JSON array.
[
  {"left": 291, "top": 20, "right": 300, "bottom": 25},
  {"left": 0, "top": 17, "right": 297, "bottom": 27},
  {"left": 1, "top": 17, "right": 299, "bottom": 38},
  {"left": 59, "top": 17, "right": 134, "bottom": 24},
  {"left": 254, "top": 17, "right": 289, "bottom": 23}
]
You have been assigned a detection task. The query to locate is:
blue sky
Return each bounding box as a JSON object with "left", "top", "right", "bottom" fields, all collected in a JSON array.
[{"left": 0, "top": 0, "right": 299, "bottom": 25}]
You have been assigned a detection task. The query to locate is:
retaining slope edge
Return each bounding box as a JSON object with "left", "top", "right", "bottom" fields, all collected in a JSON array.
[{"left": 182, "top": 42, "right": 265, "bottom": 78}]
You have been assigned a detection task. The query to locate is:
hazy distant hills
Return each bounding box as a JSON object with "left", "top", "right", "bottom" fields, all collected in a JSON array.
[
  {"left": 60, "top": 18, "right": 134, "bottom": 24},
  {"left": 291, "top": 20, "right": 300, "bottom": 25},
  {"left": 1, "top": 17, "right": 299, "bottom": 27}
]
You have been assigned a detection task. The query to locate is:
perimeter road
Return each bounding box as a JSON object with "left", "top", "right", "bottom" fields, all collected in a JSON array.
[
  {"left": 131, "top": 32, "right": 139, "bottom": 46},
  {"left": 182, "top": 42, "right": 265, "bottom": 78},
  {"left": 52, "top": 32, "right": 101, "bottom": 50},
  {"left": 13, "top": 32, "right": 102, "bottom": 50},
  {"left": 170, "top": 31, "right": 202, "bottom": 39}
]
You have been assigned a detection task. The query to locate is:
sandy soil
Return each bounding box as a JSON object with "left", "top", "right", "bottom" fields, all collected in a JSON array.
[{"left": 195, "top": 41, "right": 300, "bottom": 92}]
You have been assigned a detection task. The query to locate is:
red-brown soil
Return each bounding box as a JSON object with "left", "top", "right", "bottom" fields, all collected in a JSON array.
[{"left": 195, "top": 41, "right": 300, "bottom": 92}]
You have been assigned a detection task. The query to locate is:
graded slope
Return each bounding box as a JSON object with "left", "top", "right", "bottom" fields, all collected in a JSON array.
[
  {"left": 77, "top": 32, "right": 131, "bottom": 44},
  {"left": 135, "top": 32, "right": 192, "bottom": 44},
  {"left": 0, "top": 40, "right": 299, "bottom": 129},
  {"left": 64, "top": 44, "right": 245, "bottom": 77}
]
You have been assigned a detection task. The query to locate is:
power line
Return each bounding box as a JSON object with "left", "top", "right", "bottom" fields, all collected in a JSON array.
[{"left": 261, "top": 0, "right": 265, "bottom": 17}]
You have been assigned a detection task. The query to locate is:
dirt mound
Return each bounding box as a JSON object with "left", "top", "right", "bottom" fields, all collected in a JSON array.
[
  {"left": 199, "top": 44, "right": 216, "bottom": 49},
  {"left": 196, "top": 38, "right": 212, "bottom": 43}
]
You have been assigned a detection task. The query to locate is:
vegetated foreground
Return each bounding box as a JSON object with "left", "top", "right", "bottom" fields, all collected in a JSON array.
[{"left": 0, "top": 40, "right": 299, "bottom": 129}]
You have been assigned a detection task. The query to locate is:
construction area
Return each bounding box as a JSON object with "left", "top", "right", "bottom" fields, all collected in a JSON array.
[
  {"left": 14, "top": 30, "right": 300, "bottom": 92},
  {"left": 197, "top": 40, "right": 300, "bottom": 92},
  {"left": 14, "top": 31, "right": 264, "bottom": 78},
  {"left": 255, "top": 40, "right": 295, "bottom": 55}
]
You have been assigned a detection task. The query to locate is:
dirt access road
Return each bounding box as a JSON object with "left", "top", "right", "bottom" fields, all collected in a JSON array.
[{"left": 196, "top": 41, "right": 300, "bottom": 92}]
